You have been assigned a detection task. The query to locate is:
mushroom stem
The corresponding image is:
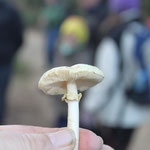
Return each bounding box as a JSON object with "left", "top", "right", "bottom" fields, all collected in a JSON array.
[{"left": 67, "top": 80, "right": 79, "bottom": 150}]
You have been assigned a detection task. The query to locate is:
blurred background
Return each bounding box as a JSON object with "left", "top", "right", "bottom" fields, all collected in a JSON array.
[{"left": 1, "top": 0, "right": 150, "bottom": 150}]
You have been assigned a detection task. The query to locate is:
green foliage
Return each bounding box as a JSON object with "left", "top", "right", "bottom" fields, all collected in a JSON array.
[
  {"left": 13, "top": 57, "right": 32, "bottom": 77},
  {"left": 142, "top": 0, "right": 150, "bottom": 20},
  {"left": 13, "top": 0, "right": 44, "bottom": 26},
  {"left": 24, "top": 0, "right": 43, "bottom": 6},
  {"left": 13, "top": 0, "right": 150, "bottom": 26},
  {"left": 21, "top": 9, "right": 41, "bottom": 26}
]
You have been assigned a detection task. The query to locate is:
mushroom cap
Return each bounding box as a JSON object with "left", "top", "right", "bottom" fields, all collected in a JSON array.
[{"left": 38, "top": 64, "right": 104, "bottom": 95}]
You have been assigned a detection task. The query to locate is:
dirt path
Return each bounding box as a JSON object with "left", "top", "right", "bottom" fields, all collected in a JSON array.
[{"left": 5, "top": 29, "right": 60, "bottom": 127}]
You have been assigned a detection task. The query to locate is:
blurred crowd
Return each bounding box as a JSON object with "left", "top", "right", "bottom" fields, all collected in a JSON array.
[{"left": 1, "top": 0, "right": 150, "bottom": 150}]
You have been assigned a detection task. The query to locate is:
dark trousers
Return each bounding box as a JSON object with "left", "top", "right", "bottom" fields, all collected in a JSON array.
[
  {"left": 46, "top": 28, "right": 59, "bottom": 64},
  {"left": 93, "top": 125, "right": 134, "bottom": 150},
  {"left": 0, "top": 65, "right": 11, "bottom": 124}
]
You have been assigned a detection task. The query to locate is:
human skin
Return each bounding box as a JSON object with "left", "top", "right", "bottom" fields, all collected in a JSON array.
[{"left": 0, "top": 125, "right": 113, "bottom": 150}]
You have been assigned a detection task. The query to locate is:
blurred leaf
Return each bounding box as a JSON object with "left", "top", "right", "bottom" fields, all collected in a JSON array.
[
  {"left": 142, "top": 0, "right": 150, "bottom": 20},
  {"left": 13, "top": 57, "right": 32, "bottom": 77},
  {"left": 13, "top": 0, "right": 44, "bottom": 26}
]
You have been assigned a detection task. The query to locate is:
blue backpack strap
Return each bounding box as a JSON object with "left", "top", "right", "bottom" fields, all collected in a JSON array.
[
  {"left": 134, "top": 27, "right": 150, "bottom": 94},
  {"left": 135, "top": 28, "right": 150, "bottom": 69}
]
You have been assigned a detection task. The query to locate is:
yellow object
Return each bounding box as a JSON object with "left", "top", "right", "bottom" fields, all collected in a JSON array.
[{"left": 60, "top": 16, "right": 89, "bottom": 44}]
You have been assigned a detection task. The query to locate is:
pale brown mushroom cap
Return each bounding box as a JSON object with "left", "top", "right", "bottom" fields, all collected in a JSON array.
[{"left": 38, "top": 64, "right": 104, "bottom": 95}]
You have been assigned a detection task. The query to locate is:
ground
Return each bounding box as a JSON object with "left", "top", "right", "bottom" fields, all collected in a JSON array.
[
  {"left": 4, "top": 29, "right": 150, "bottom": 150},
  {"left": 5, "top": 29, "right": 58, "bottom": 127}
]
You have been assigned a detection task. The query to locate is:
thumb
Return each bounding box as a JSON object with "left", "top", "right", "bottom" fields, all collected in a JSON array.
[{"left": 0, "top": 129, "right": 75, "bottom": 150}]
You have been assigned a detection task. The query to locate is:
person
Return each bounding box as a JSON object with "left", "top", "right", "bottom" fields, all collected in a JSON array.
[
  {"left": 0, "top": 0, "right": 23, "bottom": 124},
  {"left": 0, "top": 125, "right": 113, "bottom": 150},
  {"left": 39, "top": 0, "right": 69, "bottom": 65},
  {"left": 53, "top": 15, "right": 92, "bottom": 127},
  {"left": 77, "top": 0, "right": 108, "bottom": 64},
  {"left": 55, "top": 15, "right": 90, "bottom": 65},
  {"left": 81, "top": 0, "right": 150, "bottom": 150}
]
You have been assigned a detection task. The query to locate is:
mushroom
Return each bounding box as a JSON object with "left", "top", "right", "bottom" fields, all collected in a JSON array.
[{"left": 38, "top": 64, "right": 104, "bottom": 150}]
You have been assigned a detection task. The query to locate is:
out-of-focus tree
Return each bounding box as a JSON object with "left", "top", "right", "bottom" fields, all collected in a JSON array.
[
  {"left": 24, "top": 0, "right": 43, "bottom": 6},
  {"left": 12, "top": 0, "right": 44, "bottom": 26},
  {"left": 142, "top": 0, "right": 150, "bottom": 20}
]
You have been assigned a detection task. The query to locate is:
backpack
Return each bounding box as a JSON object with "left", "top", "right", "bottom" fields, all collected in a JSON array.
[{"left": 124, "top": 25, "right": 150, "bottom": 105}]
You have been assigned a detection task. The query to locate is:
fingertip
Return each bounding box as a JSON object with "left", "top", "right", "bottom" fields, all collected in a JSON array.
[
  {"left": 47, "top": 128, "right": 76, "bottom": 148},
  {"left": 79, "top": 129, "right": 103, "bottom": 150}
]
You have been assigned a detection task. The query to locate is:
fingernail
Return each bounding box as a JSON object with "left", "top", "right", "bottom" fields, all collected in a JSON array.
[
  {"left": 102, "top": 145, "right": 114, "bottom": 150},
  {"left": 47, "top": 129, "right": 75, "bottom": 148},
  {"left": 98, "top": 136, "right": 103, "bottom": 145},
  {"left": 97, "top": 136, "right": 103, "bottom": 150}
]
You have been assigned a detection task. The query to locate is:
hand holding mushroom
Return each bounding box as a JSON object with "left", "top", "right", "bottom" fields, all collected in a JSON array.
[{"left": 38, "top": 64, "right": 104, "bottom": 150}]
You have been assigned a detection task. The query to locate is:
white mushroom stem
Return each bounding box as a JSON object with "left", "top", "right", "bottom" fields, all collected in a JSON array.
[{"left": 67, "top": 80, "right": 79, "bottom": 150}]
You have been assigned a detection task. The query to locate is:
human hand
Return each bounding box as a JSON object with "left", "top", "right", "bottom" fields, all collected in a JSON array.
[{"left": 0, "top": 125, "right": 113, "bottom": 150}]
